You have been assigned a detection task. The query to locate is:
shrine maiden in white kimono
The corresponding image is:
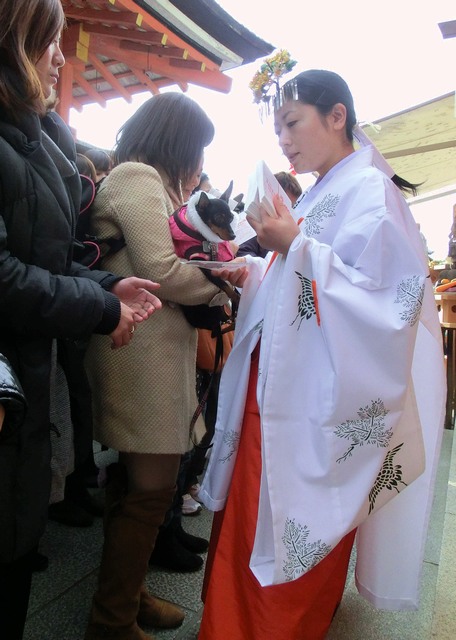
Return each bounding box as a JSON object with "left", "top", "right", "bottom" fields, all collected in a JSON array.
[{"left": 199, "top": 144, "right": 446, "bottom": 610}]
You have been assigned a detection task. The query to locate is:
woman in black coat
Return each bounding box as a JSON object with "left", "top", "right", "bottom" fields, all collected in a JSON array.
[{"left": 0, "top": 1, "right": 161, "bottom": 637}]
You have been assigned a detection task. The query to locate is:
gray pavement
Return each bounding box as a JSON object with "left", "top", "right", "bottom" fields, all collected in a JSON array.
[{"left": 24, "top": 428, "right": 455, "bottom": 639}]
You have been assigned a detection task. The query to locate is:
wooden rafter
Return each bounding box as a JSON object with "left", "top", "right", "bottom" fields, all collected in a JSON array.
[
  {"left": 65, "top": 7, "right": 140, "bottom": 27},
  {"left": 119, "top": 40, "right": 191, "bottom": 60},
  {"left": 73, "top": 69, "right": 107, "bottom": 108},
  {"left": 111, "top": 0, "right": 218, "bottom": 70},
  {"left": 130, "top": 66, "right": 160, "bottom": 94},
  {"left": 93, "top": 36, "right": 230, "bottom": 91},
  {"left": 88, "top": 52, "right": 132, "bottom": 103},
  {"left": 82, "top": 23, "right": 165, "bottom": 47},
  {"left": 57, "top": 0, "right": 244, "bottom": 122}
]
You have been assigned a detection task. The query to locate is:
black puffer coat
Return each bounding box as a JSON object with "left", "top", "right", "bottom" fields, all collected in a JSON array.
[
  {"left": 0, "top": 353, "right": 27, "bottom": 435},
  {"left": 0, "top": 108, "right": 120, "bottom": 562}
]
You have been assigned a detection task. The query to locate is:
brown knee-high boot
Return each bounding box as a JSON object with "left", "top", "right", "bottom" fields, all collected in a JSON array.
[
  {"left": 97, "top": 463, "right": 185, "bottom": 632},
  {"left": 85, "top": 482, "right": 177, "bottom": 640}
]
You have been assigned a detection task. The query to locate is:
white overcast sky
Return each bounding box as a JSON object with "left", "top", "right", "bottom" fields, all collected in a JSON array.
[{"left": 70, "top": 0, "right": 456, "bottom": 259}]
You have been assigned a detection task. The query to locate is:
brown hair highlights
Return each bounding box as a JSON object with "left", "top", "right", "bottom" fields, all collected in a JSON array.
[
  {"left": 0, "top": 0, "right": 65, "bottom": 118},
  {"left": 113, "top": 92, "right": 215, "bottom": 194}
]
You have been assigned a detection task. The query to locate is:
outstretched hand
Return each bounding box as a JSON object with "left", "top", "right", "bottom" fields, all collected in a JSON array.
[
  {"left": 247, "top": 193, "right": 300, "bottom": 255},
  {"left": 109, "top": 277, "right": 162, "bottom": 349},
  {"left": 111, "top": 277, "right": 162, "bottom": 322},
  {"left": 210, "top": 257, "right": 249, "bottom": 288}
]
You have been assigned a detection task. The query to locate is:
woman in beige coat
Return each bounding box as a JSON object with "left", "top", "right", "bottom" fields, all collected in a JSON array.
[{"left": 84, "top": 93, "right": 226, "bottom": 640}]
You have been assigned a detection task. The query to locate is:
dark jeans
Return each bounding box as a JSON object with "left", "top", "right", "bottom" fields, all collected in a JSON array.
[
  {"left": 0, "top": 547, "right": 36, "bottom": 639},
  {"left": 57, "top": 339, "right": 99, "bottom": 488}
]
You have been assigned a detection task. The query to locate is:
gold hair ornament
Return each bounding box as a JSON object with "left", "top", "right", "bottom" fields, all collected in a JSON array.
[{"left": 249, "top": 49, "right": 297, "bottom": 118}]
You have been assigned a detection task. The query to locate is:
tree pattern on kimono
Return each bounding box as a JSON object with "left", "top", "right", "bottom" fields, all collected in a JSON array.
[
  {"left": 218, "top": 429, "right": 240, "bottom": 463},
  {"left": 368, "top": 443, "right": 407, "bottom": 514},
  {"left": 334, "top": 398, "right": 392, "bottom": 463},
  {"left": 303, "top": 193, "right": 340, "bottom": 236},
  {"left": 282, "top": 518, "right": 332, "bottom": 581},
  {"left": 394, "top": 275, "right": 424, "bottom": 326},
  {"left": 291, "top": 272, "right": 316, "bottom": 330}
]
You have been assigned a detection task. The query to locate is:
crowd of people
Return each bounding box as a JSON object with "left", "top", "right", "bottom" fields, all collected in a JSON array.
[{"left": 0, "top": 1, "right": 446, "bottom": 639}]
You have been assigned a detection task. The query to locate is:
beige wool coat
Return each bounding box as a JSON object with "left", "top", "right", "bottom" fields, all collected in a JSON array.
[{"left": 85, "top": 162, "right": 226, "bottom": 454}]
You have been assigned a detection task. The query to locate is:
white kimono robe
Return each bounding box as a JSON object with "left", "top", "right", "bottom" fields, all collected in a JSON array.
[{"left": 199, "top": 146, "right": 445, "bottom": 610}]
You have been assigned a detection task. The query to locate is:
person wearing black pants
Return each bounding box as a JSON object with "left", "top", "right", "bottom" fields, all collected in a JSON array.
[
  {"left": 47, "top": 338, "right": 104, "bottom": 527},
  {"left": 148, "top": 368, "right": 220, "bottom": 572},
  {"left": 0, "top": 3, "right": 161, "bottom": 637},
  {"left": 149, "top": 450, "right": 209, "bottom": 572}
]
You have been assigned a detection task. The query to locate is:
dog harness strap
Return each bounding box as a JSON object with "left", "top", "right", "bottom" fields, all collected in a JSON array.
[
  {"left": 173, "top": 208, "right": 204, "bottom": 242},
  {"left": 205, "top": 241, "right": 218, "bottom": 261},
  {"left": 174, "top": 208, "right": 217, "bottom": 259},
  {"left": 184, "top": 245, "right": 207, "bottom": 260}
]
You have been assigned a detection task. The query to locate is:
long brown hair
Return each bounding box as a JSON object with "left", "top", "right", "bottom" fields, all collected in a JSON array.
[
  {"left": 0, "top": 0, "right": 65, "bottom": 119},
  {"left": 113, "top": 92, "right": 215, "bottom": 195}
]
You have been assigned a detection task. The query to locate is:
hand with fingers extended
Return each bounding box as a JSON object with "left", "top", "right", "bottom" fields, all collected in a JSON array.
[
  {"left": 247, "top": 193, "right": 300, "bottom": 255},
  {"left": 109, "top": 277, "right": 162, "bottom": 349},
  {"left": 111, "top": 277, "right": 162, "bottom": 323},
  {"left": 210, "top": 257, "right": 249, "bottom": 288}
]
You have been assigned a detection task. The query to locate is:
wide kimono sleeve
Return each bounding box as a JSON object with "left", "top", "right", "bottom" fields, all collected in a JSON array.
[
  {"left": 246, "top": 172, "right": 445, "bottom": 604},
  {"left": 202, "top": 162, "right": 445, "bottom": 611}
]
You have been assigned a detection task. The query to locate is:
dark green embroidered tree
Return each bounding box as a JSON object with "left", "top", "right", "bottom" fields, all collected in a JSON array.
[
  {"left": 335, "top": 398, "right": 392, "bottom": 463},
  {"left": 394, "top": 275, "right": 424, "bottom": 326},
  {"left": 282, "top": 518, "right": 332, "bottom": 581},
  {"left": 303, "top": 193, "right": 340, "bottom": 235},
  {"left": 219, "top": 430, "right": 240, "bottom": 463}
]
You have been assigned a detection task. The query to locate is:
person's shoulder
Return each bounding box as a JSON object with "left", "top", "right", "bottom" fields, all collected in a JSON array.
[
  {"left": 339, "top": 161, "right": 389, "bottom": 198},
  {"left": 108, "top": 162, "right": 163, "bottom": 194},
  {"left": 110, "top": 162, "right": 160, "bottom": 181},
  {"left": 337, "top": 148, "right": 387, "bottom": 186},
  {"left": 42, "top": 112, "right": 76, "bottom": 160},
  {"left": 101, "top": 162, "right": 166, "bottom": 207}
]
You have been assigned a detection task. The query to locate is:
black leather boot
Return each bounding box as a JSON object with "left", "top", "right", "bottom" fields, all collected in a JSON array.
[
  {"left": 65, "top": 470, "right": 104, "bottom": 517},
  {"left": 148, "top": 522, "right": 203, "bottom": 572},
  {"left": 48, "top": 499, "right": 94, "bottom": 527},
  {"left": 172, "top": 519, "right": 208, "bottom": 554}
]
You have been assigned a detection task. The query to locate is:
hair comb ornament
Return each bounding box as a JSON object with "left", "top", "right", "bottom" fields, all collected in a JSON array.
[{"left": 249, "top": 50, "right": 297, "bottom": 119}]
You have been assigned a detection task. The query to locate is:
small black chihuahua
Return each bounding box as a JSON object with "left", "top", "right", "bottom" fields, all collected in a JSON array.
[
  {"left": 169, "top": 180, "right": 241, "bottom": 330},
  {"left": 169, "top": 180, "right": 237, "bottom": 262},
  {"left": 189, "top": 180, "right": 236, "bottom": 241}
]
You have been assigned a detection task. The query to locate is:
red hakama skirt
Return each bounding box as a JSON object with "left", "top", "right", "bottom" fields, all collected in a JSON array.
[{"left": 199, "top": 351, "right": 356, "bottom": 640}]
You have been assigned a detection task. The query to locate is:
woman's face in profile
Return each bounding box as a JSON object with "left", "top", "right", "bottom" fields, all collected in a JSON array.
[
  {"left": 35, "top": 35, "right": 65, "bottom": 99},
  {"left": 182, "top": 156, "right": 204, "bottom": 202},
  {"left": 274, "top": 101, "right": 337, "bottom": 178}
]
